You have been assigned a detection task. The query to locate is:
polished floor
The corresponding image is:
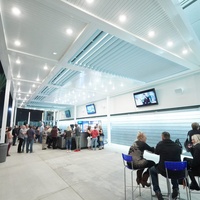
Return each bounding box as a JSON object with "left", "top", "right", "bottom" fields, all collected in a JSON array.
[{"left": 0, "top": 142, "right": 199, "bottom": 200}]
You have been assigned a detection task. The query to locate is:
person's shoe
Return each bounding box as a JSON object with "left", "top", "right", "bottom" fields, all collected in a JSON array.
[
  {"left": 140, "top": 180, "right": 151, "bottom": 187},
  {"left": 172, "top": 188, "right": 179, "bottom": 199},
  {"left": 7, "top": 154, "right": 10, "bottom": 156},
  {"left": 155, "top": 192, "right": 164, "bottom": 200},
  {"left": 189, "top": 183, "right": 200, "bottom": 190},
  {"left": 42, "top": 148, "right": 46, "bottom": 150}
]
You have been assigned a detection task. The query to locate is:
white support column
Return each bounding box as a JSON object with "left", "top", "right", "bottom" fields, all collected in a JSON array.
[
  {"left": 27, "top": 112, "right": 30, "bottom": 125},
  {"left": 74, "top": 105, "right": 77, "bottom": 123},
  {"left": 53, "top": 111, "right": 56, "bottom": 125},
  {"left": 13, "top": 104, "right": 17, "bottom": 126},
  {"left": 10, "top": 93, "right": 16, "bottom": 127},
  {"left": 106, "top": 96, "right": 111, "bottom": 144},
  {"left": 0, "top": 79, "right": 11, "bottom": 143}
]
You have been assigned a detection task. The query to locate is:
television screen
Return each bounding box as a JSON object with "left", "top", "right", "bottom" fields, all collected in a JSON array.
[
  {"left": 86, "top": 104, "right": 96, "bottom": 114},
  {"left": 65, "top": 110, "right": 71, "bottom": 118},
  {"left": 133, "top": 88, "right": 158, "bottom": 107}
]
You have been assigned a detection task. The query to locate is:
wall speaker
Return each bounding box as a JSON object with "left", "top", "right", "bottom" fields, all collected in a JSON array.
[{"left": 175, "top": 88, "right": 183, "bottom": 94}]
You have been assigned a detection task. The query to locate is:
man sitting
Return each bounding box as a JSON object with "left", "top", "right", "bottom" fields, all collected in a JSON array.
[{"left": 150, "top": 132, "right": 182, "bottom": 200}]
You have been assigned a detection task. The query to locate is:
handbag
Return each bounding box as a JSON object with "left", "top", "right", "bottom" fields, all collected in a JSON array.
[{"left": 184, "top": 138, "right": 192, "bottom": 152}]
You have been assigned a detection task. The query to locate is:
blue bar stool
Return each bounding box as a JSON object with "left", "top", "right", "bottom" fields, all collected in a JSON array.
[
  {"left": 165, "top": 161, "right": 190, "bottom": 200},
  {"left": 122, "top": 153, "right": 152, "bottom": 200}
]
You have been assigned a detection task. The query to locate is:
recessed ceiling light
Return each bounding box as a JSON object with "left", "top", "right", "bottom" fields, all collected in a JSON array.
[
  {"left": 148, "top": 31, "right": 155, "bottom": 37},
  {"left": 18, "top": 93, "right": 21, "bottom": 96},
  {"left": 36, "top": 78, "right": 40, "bottom": 81},
  {"left": 86, "top": 0, "right": 94, "bottom": 3},
  {"left": 12, "top": 7, "right": 21, "bottom": 16},
  {"left": 182, "top": 49, "right": 188, "bottom": 54},
  {"left": 53, "top": 52, "right": 57, "bottom": 55},
  {"left": 16, "top": 58, "right": 21, "bottom": 64},
  {"left": 119, "top": 15, "right": 127, "bottom": 22},
  {"left": 14, "top": 40, "right": 21, "bottom": 46},
  {"left": 66, "top": 28, "right": 73, "bottom": 35},
  {"left": 17, "top": 74, "right": 21, "bottom": 78},
  {"left": 32, "top": 84, "right": 35, "bottom": 87},
  {"left": 17, "top": 82, "right": 20, "bottom": 85},
  {"left": 44, "top": 65, "right": 48, "bottom": 70},
  {"left": 167, "top": 41, "right": 173, "bottom": 47}
]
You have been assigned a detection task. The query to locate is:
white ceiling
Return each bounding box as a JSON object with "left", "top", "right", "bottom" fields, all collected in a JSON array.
[{"left": 0, "top": 0, "right": 200, "bottom": 111}]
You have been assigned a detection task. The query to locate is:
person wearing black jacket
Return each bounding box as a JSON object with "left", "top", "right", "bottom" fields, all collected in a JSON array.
[
  {"left": 150, "top": 132, "right": 182, "bottom": 200},
  {"left": 185, "top": 122, "right": 200, "bottom": 153},
  {"left": 12, "top": 125, "right": 19, "bottom": 146},
  {"left": 184, "top": 134, "right": 200, "bottom": 190}
]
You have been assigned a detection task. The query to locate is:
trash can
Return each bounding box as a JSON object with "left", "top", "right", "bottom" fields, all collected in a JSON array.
[{"left": 0, "top": 143, "right": 8, "bottom": 163}]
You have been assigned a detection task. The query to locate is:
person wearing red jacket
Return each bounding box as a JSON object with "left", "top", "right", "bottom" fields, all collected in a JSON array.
[{"left": 91, "top": 126, "right": 99, "bottom": 150}]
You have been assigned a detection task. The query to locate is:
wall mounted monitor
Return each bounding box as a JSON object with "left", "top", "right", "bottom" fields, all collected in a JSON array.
[
  {"left": 65, "top": 110, "right": 71, "bottom": 118},
  {"left": 86, "top": 104, "right": 96, "bottom": 114},
  {"left": 133, "top": 88, "right": 158, "bottom": 107}
]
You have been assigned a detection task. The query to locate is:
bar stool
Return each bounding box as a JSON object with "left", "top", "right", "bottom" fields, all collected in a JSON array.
[
  {"left": 165, "top": 161, "right": 190, "bottom": 200},
  {"left": 188, "top": 174, "right": 200, "bottom": 199},
  {"left": 122, "top": 153, "right": 152, "bottom": 200}
]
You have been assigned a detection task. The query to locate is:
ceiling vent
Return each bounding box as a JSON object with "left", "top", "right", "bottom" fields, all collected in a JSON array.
[
  {"left": 40, "top": 86, "right": 57, "bottom": 95},
  {"left": 68, "top": 30, "right": 111, "bottom": 65},
  {"left": 48, "top": 68, "right": 80, "bottom": 86},
  {"left": 179, "top": 0, "right": 197, "bottom": 9},
  {"left": 32, "top": 95, "right": 46, "bottom": 101}
]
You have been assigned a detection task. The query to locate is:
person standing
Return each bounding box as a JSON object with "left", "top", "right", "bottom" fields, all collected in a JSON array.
[
  {"left": 39, "top": 122, "right": 44, "bottom": 144},
  {"left": 87, "top": 126, "right": 92, "bottom": 150},
  {"left": 6, "top": 127, "right": 13, "bottom": 156},
  {"left": 42, "top": 126, "right": 48, "bottom": 150},
  {"left": 74, "top": 124, "right": 81, "bottom": 152},
  {"left": 98, "top": 125, "right": 104, "bottom": 150},
  {"left": 65, "top": 126, "right": 73, "bottom": 152},
  {"left": 17, "top": 125, "right": 26, "bottom": 153},
  {"left": 22, "top": 124, "right": 29, "bottom": 153},
  {"left": 128, "top": 132, "right": 155, "bottom": 187},
  {"left": 12, "top": 125, "right": 19, "bottom": 146},
  {"left": 51, "top": 126, "right": 58, "bottom": 149},
  {"left": 26, "top": 126, "right": 35, "bottom": 153},
  {"left": 150, "top": 132, "right": 182, "bottom": 200},
  {"left": 91, "top": 126, "right": 99, "bottom": 150}
]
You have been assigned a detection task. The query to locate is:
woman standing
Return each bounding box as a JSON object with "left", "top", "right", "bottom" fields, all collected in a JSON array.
[
  {"left": 128, "top": 131, "right": 155, "bottom": 187},
  {"left": 98, "top": 125, "right": 104, "bottom": 150},
  {"left": 6, "top": 127, "right": 13, "bottom": 156},
  {"left": 17, "top": 125, "right": 26, "bottom": 153},
  {"left": 65, "top": 126, "right": 73, "bottom": 152}
]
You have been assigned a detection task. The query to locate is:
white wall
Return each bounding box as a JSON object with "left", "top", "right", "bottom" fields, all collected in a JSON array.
[{"left": 58, "top": 72, "right": 200, "bottom": 119}]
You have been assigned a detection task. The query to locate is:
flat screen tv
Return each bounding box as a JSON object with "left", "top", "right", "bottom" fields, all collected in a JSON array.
[
  {"left": 133, "top": 88, "right": 158, "bottom": 107},
  {"left": 86, "top": 104, "right": 96, "bottom": 114},
  {"left": 65, "top": 110, "right": 71, "bottom": 118}
]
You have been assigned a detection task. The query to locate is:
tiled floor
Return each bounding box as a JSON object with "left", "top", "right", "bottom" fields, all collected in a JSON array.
[{"left": 0, "top": 143, "right": 199, "bottom": 200}]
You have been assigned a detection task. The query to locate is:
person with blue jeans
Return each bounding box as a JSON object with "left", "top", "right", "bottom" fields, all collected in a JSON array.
[
  {"left": 26, "top": 126, "right": 35, "bottom": 153},
  {"left": 65, "top": 126, "right": 72, "bottom": 152},
  {"left": 150, "top": 132, "right": 182, "bottom": 200},
  {"left": 91, "top": 126, "right": 98, "bottom": 150}
]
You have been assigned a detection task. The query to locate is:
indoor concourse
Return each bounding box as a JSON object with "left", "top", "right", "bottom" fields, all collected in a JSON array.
[{"left": 0, "top": 143, "right": 199, "bottom": 200}]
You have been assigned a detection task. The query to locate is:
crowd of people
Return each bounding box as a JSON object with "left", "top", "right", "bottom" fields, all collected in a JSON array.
[
  {"left": 4, "top": 123, "right": 105, "bottom": 155},
  {"left": 128, "top": 122, "right": 200, "bottom": 200}
]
